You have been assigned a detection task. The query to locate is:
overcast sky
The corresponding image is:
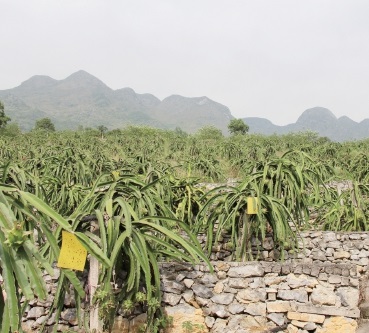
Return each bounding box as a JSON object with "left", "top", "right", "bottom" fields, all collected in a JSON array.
[{"left": 1, "top": 0, "right": 369, "bottom": 125}]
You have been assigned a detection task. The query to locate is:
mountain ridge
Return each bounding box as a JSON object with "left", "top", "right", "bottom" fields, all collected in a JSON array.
[
  {"left": 243, "top": 107, "right": 369, "bottom": 141},
  {"left": 0, "top": 71, "right": 369, "bottom": 141},
  {"left": 0, "top": 70, "right": 233, "bottom": 133}
]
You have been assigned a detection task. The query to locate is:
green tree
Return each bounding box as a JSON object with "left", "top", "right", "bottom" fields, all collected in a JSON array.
[
  {"left": 228, "top": 118, "right": 249, "bottom": 135},
  {"left": 97, "top": 125, "right": 108, "bottom": 138},
  {"left": 174, "top": 126, "right": 188, "bottom": 137},
  {"left": 34, "top": 118, "right": 55, "bottom": 132},
  {"left": 3, "top": 123, "right": 22, "bottom": 137},
  {"left": 0, "top": 101, "right": 11, "bottom": 129},
  {"left": 195, "top": 125, "right": 223, "bottom": 140}
]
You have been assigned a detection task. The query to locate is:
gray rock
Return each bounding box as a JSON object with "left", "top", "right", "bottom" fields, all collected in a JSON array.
[
  {"left": 327, "top": 241, "right": 341, "bottom": 249},
  {"left": 175, "top": 273, "right": 186, "bottom": 282},
  {"left": 37, "top": 294, "right": 53, "bottom": 307},
  {"left": 223, "top": 285, "right": 238, "bottom": 293},
  {"left": 21, "top": 320, "right": 35, "bottom": 332},
  {"left": 249, "top": 277, "right": 265, "bottom": 288},
  {"left": 243, "top": 302, "right": 266, "bottom": 316},
  {"left": 267, "top": 313, "right": 286, "bottom": 326},
  {"left": 162, "top": 292, "right": 181, "bottom": 306},
  {"left": 318, "top": 272, "right": 328, "bottom": 281},
  {"left": 295, "top": 303, "right": 360, "bottom": 318},
  {"left": 228, "top": 264, "right": 264, "bottom": 278},
  {"left": 211, "top": 293, "right": 234, "bottom": 305},
  {"left": 359, "top": 258, "right": 369, "bottom": 265},
  {"left": 186, "top": 271, "right": 204, "bottom": 279},
  {"left": 56, "top": 324, "right": 71, "bottom": 332},
  {"left": 277, "top": 289, "right": 308, "bottom": 303},
  {"left": 337, "top": 287, "right": 359, "bottom": 309},
  {"left": 211, "top": 318, "right": 228, "bottom": 333},
  {"left": 350, "top": 278, "right": 359, "bottom": 287},
  {"left": 217, "top": 271, "right": 227, "bottom": 279},
  {"left": 286, "top": 273, "right": 318, "bottom": 289},
  {"left": 205, "top": 316, "right": 215, "bottom": 328},
  {"left": 227, "top": 314, "right": 266, "bottom": 330},
  {"left": 209, "top": 304, "right": 229, "bottom": 318},
  {"left": 328, "top": 275, "right": 342, "bottom": 284},
  {"left": 359, "top": 250, "right": 369, "bottom": 258},
  {"left": 311, "top": 286, "right": 336, "bottom": 306},
  {"left": 192, "top": 284, "right": 214, "bottom": 299},
  {"left": 303, "top": 322, "right": 317, "bottom": 330},
  {"left": 161, "top": 280, "right": 185, "bottom": 294},
  {"left": 61, "top": 308, "right": 78, "bottom": 325},
  {"left": 214, "top": 281, "right": 225, "bottom": 293},
  {"left": 64, "top": 292, "right": 76, "bottom": 307},
  {"left": 27, "top": 307, "right": 45, "bottom": 319},
  {"left": 46, "top": 313, "right": 56, "bottom": 325},
  {"left": 228, "top": 277, "right": 250, "bottom": 289},
  {"left": 263, "top": 237, "right": 274, "bottom": 250},
  {"left": 195, "top": 296, "right": 210, "bottom": 306},
  {"left": 35, "top": 315, "right": 48, "bottom": 325},
  {"left": 183, "top": 278, "right": 194, "bottom": 288},
  {"left": 164, "top": 303, "right": 199, "bottom": 316},
  {"left": 334, "top": 251, "right": 351, "bottom": 259},
  {"left": 264, "top": 274, "right": 286, "bottom": 286},
  {"left": 312, "top": 250, "right": 327, "bottom": 261},
  {"left": 182, "top": 289, "right": 194, "bottom": 303},
  {"left": 266, "top": 300, "right": 292, "bottom": 313},
  {"left": 323, "top": 232, "right": 336, "bottom": 242},
  {"left": 278, "top": 282, "right": 291, "bottom": 290},
  {"left": 228, "top": 303, "right": 245, "bottom": 314},
  {"left": 200, "top": 273, "right": 218, "bottom": 285},
  {"left": 236, "top": 289, "right": 266, "bottom": 303}
]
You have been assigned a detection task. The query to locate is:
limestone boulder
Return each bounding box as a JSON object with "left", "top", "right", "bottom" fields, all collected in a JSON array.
[
  {"left": 337, "top": 287, "right": 359, "bottom": 309},
  {"left": 211, "top": 293, "right": 234, "bottom": 305},
  {"left": 227, "top": 314, "right": 268, "bottom": 331},
  {"left": 236, "top": 289, "right": 266, "bottom": 303},
  {"left": 311, "top": 286, "right": 337, "bottom": 306},
  {"left": 316, "top": 316, "right": 357, "bottom": 333},
  {"left": 286, "top": 273, "right": 318, "bottom": 288},
  {"left": 228, "top": 264, "right": 264, "bottom": 278}
]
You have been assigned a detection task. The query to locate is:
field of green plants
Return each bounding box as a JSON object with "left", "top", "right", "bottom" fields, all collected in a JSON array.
[{"left": 1, "top": 126, "right": 369, "bottom": 332}]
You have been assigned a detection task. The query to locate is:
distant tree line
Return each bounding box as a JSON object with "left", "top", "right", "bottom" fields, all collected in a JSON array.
[{"left": 0, "top": 99, "right": 251, "bottom": 138}]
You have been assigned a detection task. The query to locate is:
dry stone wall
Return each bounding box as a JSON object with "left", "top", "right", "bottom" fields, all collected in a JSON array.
[
  {"left": 159, "top": 261, "right": 360, "bottom": 333},
  {"left": 21, "top": 231, "right": 369, "bottom": 333},
  {"left": 202, "top": 230, "right": 369, "bottom": 266},
  {"left": 21, "top": 267, "right": 86, "bottom": 333}
]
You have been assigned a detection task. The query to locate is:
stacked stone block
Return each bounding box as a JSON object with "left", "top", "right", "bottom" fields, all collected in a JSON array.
[
  {"left": 159, "top": 261, "right": 360, "bottom": 332},
  {"left": 20, "top": 231, "right": 369, "bottom": 332}
]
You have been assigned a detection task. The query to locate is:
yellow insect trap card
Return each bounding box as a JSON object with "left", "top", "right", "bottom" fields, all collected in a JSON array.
[
  {"left": 247, "top": 197, "right": 259, "bottom": 215},
  {"left": 57, "top": 231, "right": 87, "bottom": 271}
]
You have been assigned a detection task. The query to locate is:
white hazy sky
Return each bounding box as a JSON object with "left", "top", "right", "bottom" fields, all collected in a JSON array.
[{"left": 1, "top": 0, "right": 369, "bottom": 125}]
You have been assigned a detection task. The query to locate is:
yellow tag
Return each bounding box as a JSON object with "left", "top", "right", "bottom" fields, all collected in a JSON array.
[
  {"left": 247, "top": 197, "right": 258, "bottom": 214},
  {"left": 57, "top": 231, "right": 87, "bottom": 271},
  {"left": 112, "top": 171, "right": 120, "bottom": 180}
]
